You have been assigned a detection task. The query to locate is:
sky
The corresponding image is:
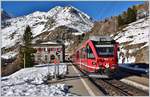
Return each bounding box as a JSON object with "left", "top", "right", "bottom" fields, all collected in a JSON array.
[{"left": 2, "top": 1, "right": 144, "bottom": 21}]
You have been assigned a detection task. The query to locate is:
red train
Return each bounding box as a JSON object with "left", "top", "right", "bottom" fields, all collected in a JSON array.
[{"left": 71, "top": 36, "right": 119, "bottom": 78}]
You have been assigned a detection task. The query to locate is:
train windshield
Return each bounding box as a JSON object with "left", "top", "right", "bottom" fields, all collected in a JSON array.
[{"left": 95, "top": 45, "right": 114, "bottom": 57}]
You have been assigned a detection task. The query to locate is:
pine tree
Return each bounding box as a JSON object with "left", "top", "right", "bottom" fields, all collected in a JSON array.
[
  {"left": 20, "top": 25, "right": 36, "bottom": 68},
  {"left": 117, "top": 15, "right": 124, "bottom": 27},
  {"left": 127, "top": 8, "right": 132, "bottom": 23},
  {"left": 122, "top": 11, "right": 128, "bottom": 24},
  {"left": 127, "top": 7, "right": 137, "bottom": 24},
  {"left": 23, "top": 26, "right": 32, "bottom": 45},
  {"left": 132, "top": 5, "right": 137, "bottom": 21}
]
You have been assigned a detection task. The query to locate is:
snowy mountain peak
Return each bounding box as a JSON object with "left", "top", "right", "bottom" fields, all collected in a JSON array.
[
  {"left": 1, "top": 6, "right": 93, "bottom": 49},
  {"left": 43, "top": 6, "right": 93, "bottom": 33},
  {"left": 65, "top": 6, "right": 91, "bottom": 19},
  {"left": 47, "top": 6, "right": 91, "bottom": 20},
  {"left": 48, "top": 6, "right": 63, "bottom": 12},
  {"left": 1, "top": 9, "right": 12, "bottom": 20}
]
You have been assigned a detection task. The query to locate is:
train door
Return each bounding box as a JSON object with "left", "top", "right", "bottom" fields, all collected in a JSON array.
[
  {"left": 81, "top": 47, "right": 87, "bottom": 70},
  {"left": 115, "top": 42, "right": 119, "bottom": 64},
  {"left": 86, "top": 44, "right": 96, "bottom": 72},
  {"left": 76, "top": 51, "right": 80, "bottom": 65}
]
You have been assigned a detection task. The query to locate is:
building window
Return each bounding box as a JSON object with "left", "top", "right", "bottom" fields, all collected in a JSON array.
[
  {"left": 57, "top": 48, "right": 62, "bottom": 52},
  {"left": 43, "top": 48, "right": 45, "bottom": 52},
  {"left": 48, "top": 48, "right": 50, "bottom": 53},
  {"left": 38, "top": 48, "right": 42, "bottom": 52},
  {"left": 51, "top": 48, "right": 54, "bottom": 51},
  {"left": 56, "top": 48, "right": 59, "bottom": 51},
  {"left": 53, "top": 48, "right": 56, "bottom": 51}
]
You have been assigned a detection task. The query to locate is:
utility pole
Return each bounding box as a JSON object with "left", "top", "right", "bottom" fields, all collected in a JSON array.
[{"left": 115, "top": 17, "right": 117, "bottom": 32}]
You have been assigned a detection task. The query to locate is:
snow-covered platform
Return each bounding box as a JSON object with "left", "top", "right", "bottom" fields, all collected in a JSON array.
[
  {"left": 1, "top": 63, "right": 74, "bottom": 96},
  {"left": 1, "top": 63, "right": 104, "bottom": 96}
]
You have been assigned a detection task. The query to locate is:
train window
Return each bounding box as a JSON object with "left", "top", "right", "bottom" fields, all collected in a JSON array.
[
  {"left": 86, "top": 45, "right": 95, "bottom": 59},
  {"left": 93, "top": 40, "right": 115, "bottom": 45},
  {"left": 118, "top": 47, "right": 120, "bottom": 51},
  {"left": 95, "top": 46, "right": 114, "bottom": 57},
  {"left": 81, "top": 48, "right": 86, "bottom": 58}
]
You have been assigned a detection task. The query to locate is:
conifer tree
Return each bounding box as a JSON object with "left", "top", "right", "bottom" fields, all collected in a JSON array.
[
  {"left": 132, "top": 5, "right": 137, "bottom": 21},
  {"left": 117, "top": 15, "right": 124, "bottom": 27},
  {"left": 122, "top": 11, "right": 128, "bottom": 24},
  {"left": 20, "top": 25, "right": 36, "bottom": 68},
  {"left": 23, "top": 25, "right": 32, "bottom": 46},
  {"left": 127, "top": 7, "right": 137, "bottom": 24}
]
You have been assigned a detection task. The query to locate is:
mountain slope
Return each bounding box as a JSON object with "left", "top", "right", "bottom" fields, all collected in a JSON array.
[
  {"left": 1, "top": 9, "right": 12, "bottom": 28},
  {"left": 112, "top": 17, "right": 149, "bottom": 63},
  {"left": 2, "top": 6, "right": 93, "bottom": 50},
  {"left": 1, "top": 9, "right": 12, "bottom": 20}
]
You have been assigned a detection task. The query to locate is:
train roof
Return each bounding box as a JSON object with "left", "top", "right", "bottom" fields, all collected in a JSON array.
[
  {"left": 75, "top": 36, "right": 116, "bottom": 52},
  {"left": 89, "top": 36, "right": 114, "bottom": 42}
]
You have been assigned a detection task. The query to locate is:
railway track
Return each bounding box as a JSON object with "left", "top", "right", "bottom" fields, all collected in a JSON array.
[
  {"left": 71, "top": 63, "right": 149, "bottom": 96},
  {"left": 90, "top": 78, "right": 148, "bottom": 96}
]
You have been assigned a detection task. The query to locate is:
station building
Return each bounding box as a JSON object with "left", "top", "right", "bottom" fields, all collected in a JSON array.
[{"left": 32, "top": 41, "right": 65, "bottom": 64}]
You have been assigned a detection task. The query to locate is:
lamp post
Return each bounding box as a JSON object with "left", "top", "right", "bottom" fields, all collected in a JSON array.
[
  {"left": 24, "top": 52, "right": 26, "bottom": 68},
  {"left": 48, "top": 60, "right": 50, "bottom": 79}
]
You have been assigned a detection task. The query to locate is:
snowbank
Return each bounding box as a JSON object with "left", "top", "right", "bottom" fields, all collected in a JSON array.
[
  {"left": 1, "top": 64, "right": 73, "bottom": 96},
  {"left": 1, "top": 83, "right": 72, "bottom": 96}
]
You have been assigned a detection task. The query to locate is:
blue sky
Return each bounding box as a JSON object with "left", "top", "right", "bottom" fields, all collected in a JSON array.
[{"left": 2, "top": 1, "right": 144, "bottom": 21}]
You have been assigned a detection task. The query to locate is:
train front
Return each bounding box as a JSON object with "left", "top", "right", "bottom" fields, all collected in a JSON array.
[{"left": 92, "top": 36, "right": 119, "bottom": 77}]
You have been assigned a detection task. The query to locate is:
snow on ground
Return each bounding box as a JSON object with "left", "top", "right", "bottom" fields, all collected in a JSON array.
[
  {"left": 118, "top": 55, "right": 135, "bottom": 64},
  {"left": 1, "top": 51, "right": 18, "bottom": 59},
  {"left": 1, "top": 64, "right": 74, "bottom": 96},
  {"left": 114, "top": 17, "right": 149, "bottom": 46},
  {"left": 114, "top": 17, "right": 149, "bottom": 64}
]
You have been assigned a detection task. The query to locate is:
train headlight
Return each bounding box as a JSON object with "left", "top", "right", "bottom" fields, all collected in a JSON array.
[
  {"left": 92, "top": 62, "right": 96, "bottom": 66},
  {"left": 105, "top": 63, "right": 109, "bottom": 68},
  {"left": 111, "top": 66, "right": 115, "bottom": 70}
]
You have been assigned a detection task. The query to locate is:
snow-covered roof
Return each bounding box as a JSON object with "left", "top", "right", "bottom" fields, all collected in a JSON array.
[
  {"left": 32, "top": 41, "right": 64, "bottom": 47},
  {"left": 1, "top": 51, "right": 18, "bottom": 59},
  {"left": 40, "top": 41, "right": 59, "bottom": 45}
]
